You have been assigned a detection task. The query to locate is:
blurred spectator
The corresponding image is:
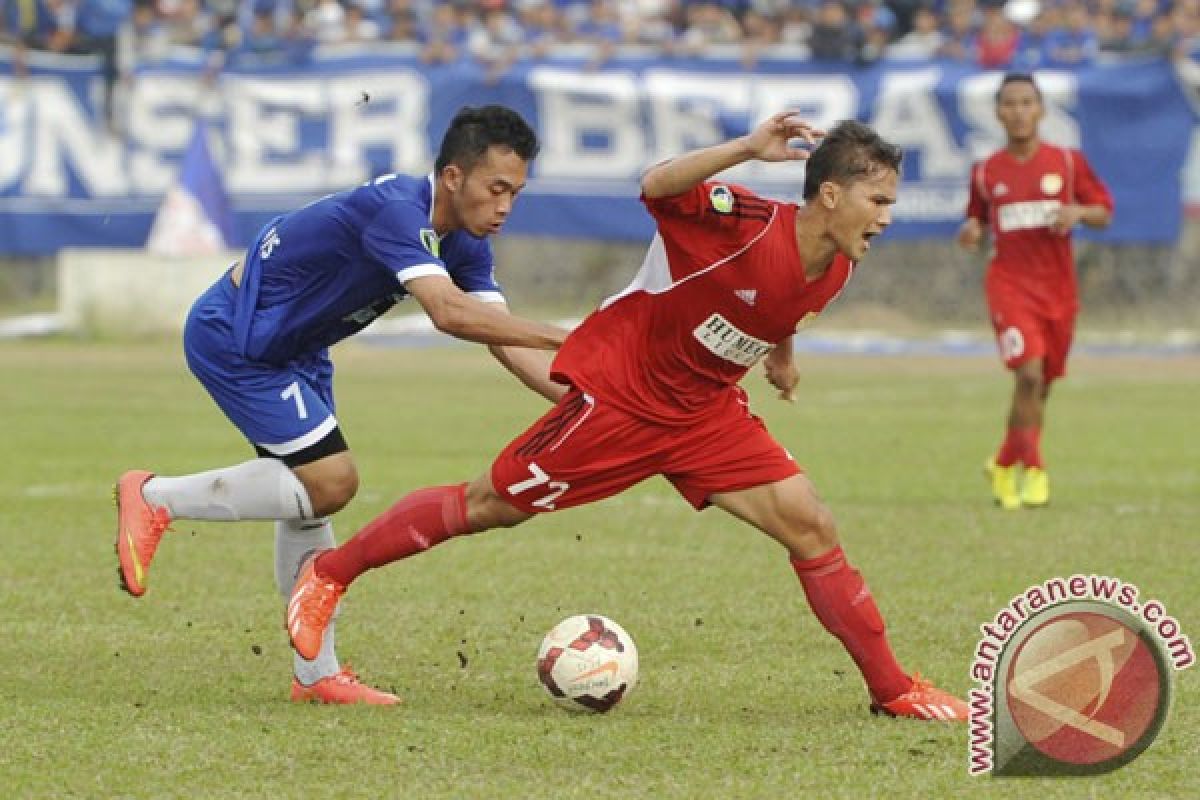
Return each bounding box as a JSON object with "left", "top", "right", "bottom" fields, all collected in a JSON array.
[
  {"left": 467, "top": 5, "right": 523, "bottom": 78},
  {"left": 1131, "top": 0, "right": 1158, "bottom": 40},
  {"left": 937, "top": 0, "right": 978, "bottom": 61},
  {"left": 1042, "top": 0, "right": 1098, "bottom": 65},
  {"left": 343, "top": 1, "right": 383, "bottom": 42},
  {"left": 808, "top": 0, "right": 862, "bottom": 61},
  {"left": 70, "top": 0, "right": 134, "bottom": 127},
  {"left": 1099, "top": 0, "right": 1140, "bottom": 52},
  {"left": 242, "top": 1, "right": 285, "bottom": 51},
  {"left": 305, "top": 0, "right": 346, "bottom": 43},
  {"left": 517, "top": 1, "right": 565, "bottom": 57},
  {"left": 885, "top": 4, "right": 944, "bottom": 58},
  {"left": 163, "top": 0, "right": 214, "bottom": 48},
  {"left": 975, "top": 0, "right": 1020, "bottom": 67},
  {"left": 739, "top": 7, "right": 780, "bottom": 67},
  {"left": 4, "top": 0, "right": 1191, "bottom": 89},
  {"left": 2, "top": 0, "right": 61, "bottom": 50},
  {"left": 618, "top": 0, "right": 675, "bottom": 47},
  {"left": 885, "top": 0, "right": 926, "bottom": 37},
  {"left": 856, "top": 1, "right": 897, "bottom": 63},
  {"left": 778, "top": 3, "right": 813, "bottom": 49},
  {"left": 679, "top": 0, "right": 742, "bottom": 54},
  {"left": 419, "top": 1, "right": 470, "bottom": 63},
  {"left": 383, "top": 0, "right": 418, "bottom": 42}
]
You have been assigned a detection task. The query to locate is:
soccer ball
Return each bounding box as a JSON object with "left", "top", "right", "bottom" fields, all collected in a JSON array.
[{"left": 536, "top": 614, "right": 638, "bottom": 713}]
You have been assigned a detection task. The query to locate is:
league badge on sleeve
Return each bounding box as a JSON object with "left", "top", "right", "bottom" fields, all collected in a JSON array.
[
  {"left": 419, "top": 228, "right": 440, "bottom": 257},
  {"left": 709, "top": 185, "right": 734, "bottom": 214}
]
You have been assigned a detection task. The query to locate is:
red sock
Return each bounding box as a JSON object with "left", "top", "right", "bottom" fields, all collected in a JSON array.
[
  {"left": 1021, "top": 427, "right": 1043, "bottom": 469},
  {"left": 791, "top": 547, "right": 911, "bottom": 703},
  {"left": 996, "top": 427, "right": 1023, "bottom": 467},
  {"left": 316, "top": 484, "right": 470, "bottom": 586}
]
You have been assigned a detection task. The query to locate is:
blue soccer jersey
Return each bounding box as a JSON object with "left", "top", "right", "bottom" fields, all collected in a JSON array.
[
  {"left": 232, "top": 173, "right": 503, "bottom": 365},
  {"left": 183, "top": 172, "right": 505, "bottom": 455}
]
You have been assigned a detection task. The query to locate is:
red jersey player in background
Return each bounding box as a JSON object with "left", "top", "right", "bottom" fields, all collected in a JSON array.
[
  {"left": 958, "top": 73, "right": 1113, "bottom": 511},
  {"left": 286, "top": 114, "right": 968, "bottom": 721}
]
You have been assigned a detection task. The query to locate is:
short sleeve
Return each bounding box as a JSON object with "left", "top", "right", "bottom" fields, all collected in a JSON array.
[
  {"left": 640, "top": 182, "right": 779, "bottom": 281},
  {"left": 640, "top": 183, "right": 712, "bottom": 223},
  {"left": 361, "top": 201, "right": 449, "bottom": 285},
  {"left": 443, "top": 234, "right": 505, "bottom": 304},
  {"left": 642, "top": 182, "right": 775, "bottom": 246},
  {"left": 966, "top": 162, "right": 988, "bottom": 222},
  {"left": 1070, "top": 150, "right": 1114, "bottom": 212}
]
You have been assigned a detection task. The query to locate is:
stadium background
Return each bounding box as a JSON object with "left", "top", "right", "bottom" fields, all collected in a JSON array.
[
  {"left": 2, "top": 0, "right": 1200, "bottom": 335},
  {"left": 1, "top": 5, "right": 1198, "bottom": 797}
]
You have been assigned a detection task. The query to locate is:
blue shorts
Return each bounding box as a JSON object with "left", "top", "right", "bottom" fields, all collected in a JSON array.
[{"left": 183, "top": 272, "right": 338, "bottom": 456}]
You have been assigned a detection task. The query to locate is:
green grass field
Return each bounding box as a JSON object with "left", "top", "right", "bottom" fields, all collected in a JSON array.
[{"left": 0, "top": 340, "right": 1196, "bottom": 798}]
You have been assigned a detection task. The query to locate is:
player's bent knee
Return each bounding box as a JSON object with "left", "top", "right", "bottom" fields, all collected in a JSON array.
[
  {"left": 774, "top": 497, "right": 838, "bottom": 557},
  {"left": 1014, "top": 364, "right": 1044, "bottom": 395},
  {"left": 465, "top": 475, "right": 530, "bottom": 532},
  {"left": 297, "top": 461, "right": 359, "bottom": 517}
]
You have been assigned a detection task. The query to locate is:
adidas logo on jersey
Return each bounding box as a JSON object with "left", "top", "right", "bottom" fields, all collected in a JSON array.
[{"left": 734, "top": 289, "right": 757, "bottom": 306}]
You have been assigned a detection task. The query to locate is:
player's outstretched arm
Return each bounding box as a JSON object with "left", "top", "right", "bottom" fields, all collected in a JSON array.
[
  {"left": 405, "top": 275, "right": 569, "bottom": 350},
  {"left": 481, "top": 303, "right": 569, "bottom": 403},
  {"left": 641, "top": 111, "right": 823, "bottom": 199},
  {"left": 487, "top": 344, "right": 568, "bottom": 403}
]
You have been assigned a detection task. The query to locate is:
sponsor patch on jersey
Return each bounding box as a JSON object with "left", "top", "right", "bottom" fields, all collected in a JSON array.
[
  {"left": 997, "top": 200, "right": 1061, "bottom": 233},
  {"left": 693, "top": 312, "right": 773, "bottom": 367},
  {"left": 709, "top": 185, "right": 734, "bottom": 214},
  {"left": 420, "top": 228, "right": 440, "bottom": 257},
  {"left": 1040, "top": 173, "right": 1063, "bottom": 195}
]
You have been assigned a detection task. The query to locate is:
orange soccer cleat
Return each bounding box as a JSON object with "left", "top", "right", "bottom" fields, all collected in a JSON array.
[
  {"left": 870, "top": 673, "right": 968, "bottom": 721},
  {"left": 286, "top": 551, "right": 344, "bottom": 661},
  {"left": 114, "top": 470, "right": 173, "bottom": 597},
  {"left": 290, "top": 666, "right": 400, "bottom": 706}
]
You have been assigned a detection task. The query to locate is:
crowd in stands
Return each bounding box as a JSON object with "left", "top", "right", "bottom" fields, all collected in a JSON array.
[
  {"left": 3, "top": 0, "right": 1196, "bottom": 125},
  {"left": 4, "top": 0, "right": 1197, "bottom": 69}
]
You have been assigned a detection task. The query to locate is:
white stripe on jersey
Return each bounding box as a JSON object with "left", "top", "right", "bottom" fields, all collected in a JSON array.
[
  {"left": 599, "top": 205, "right": 779, "bottom": 310},
  {"left": 471, "top": 290, "right": 507, "bottom": 304},
  {"left": 395, "top": 263, "right": 449, "bottom": 285},
  {"left": 259, "top": 414, "right": 339, "bottom": 456}
]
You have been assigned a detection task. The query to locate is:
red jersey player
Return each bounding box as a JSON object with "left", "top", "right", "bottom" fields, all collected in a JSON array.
[
  {"left": 287, "top": 114, "right": 968, "bottom": 721},
  {"left": 958, "top": 73, "right": 1113, "bottom": 510}
]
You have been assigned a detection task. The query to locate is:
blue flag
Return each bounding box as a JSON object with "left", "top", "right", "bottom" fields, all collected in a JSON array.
[{"left": 146, "top": 120, "right": 235, "bottom": 255}]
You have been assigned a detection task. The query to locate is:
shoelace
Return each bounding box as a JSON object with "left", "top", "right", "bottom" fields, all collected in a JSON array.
[
  {"left": 903, "top": 672, "right": 931, "bottom": 698},
  {"left": 332, "top": 665, "right": 362, "bottom": 685},
  {"left": 138, "top": 507, "right": 173, "bottom": 557},
  {"left": 300, "top": 575, "right": 344, "bottom": 630}
]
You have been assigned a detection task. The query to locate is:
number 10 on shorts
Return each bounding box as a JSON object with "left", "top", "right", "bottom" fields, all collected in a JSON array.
[{"left": 506, "top": 462, "right": 569, "bottom": 510}]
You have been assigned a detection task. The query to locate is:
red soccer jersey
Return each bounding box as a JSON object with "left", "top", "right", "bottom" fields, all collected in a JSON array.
[
  {"left": 551, "top": 182, "right": 854, "bottom": 426},
  {"left": 966, "top": 143, "right": 1113, "bottom": 316}
]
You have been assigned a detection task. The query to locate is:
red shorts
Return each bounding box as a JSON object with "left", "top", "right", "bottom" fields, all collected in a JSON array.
[
  {"left": 986, "top": 292, "right": 1075, "bottom": 383},
  {"left": 491, "top": 387, "right": 800, "bottom": 513}
]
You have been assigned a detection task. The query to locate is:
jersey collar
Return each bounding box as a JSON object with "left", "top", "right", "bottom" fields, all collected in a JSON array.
[{"left": 424, "top": 170, "right": 448, "bottom": 242}]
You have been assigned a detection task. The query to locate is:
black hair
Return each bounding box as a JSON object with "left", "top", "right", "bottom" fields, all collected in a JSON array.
[
  {"left": 802, "top": 120, "right": 903, "bottom": 201},
  {"left": 996, "top": 72, "right": 1042, "bottom": 102},
  {"left": 434, "top": 105, "right": 540, "bottom": 174}
]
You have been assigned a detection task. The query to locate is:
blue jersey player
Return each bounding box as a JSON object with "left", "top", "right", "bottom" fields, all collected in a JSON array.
[{"left": 114, "top": 105, "right": 569, "bottom": 705}]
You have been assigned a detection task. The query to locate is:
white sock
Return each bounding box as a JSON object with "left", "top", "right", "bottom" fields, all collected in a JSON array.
[
  {"left": 142, "top": 458, "right": 314, "bottom": 521},
  {"left": 276, "top": 517, "right": 341, "bottom": 685}
]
